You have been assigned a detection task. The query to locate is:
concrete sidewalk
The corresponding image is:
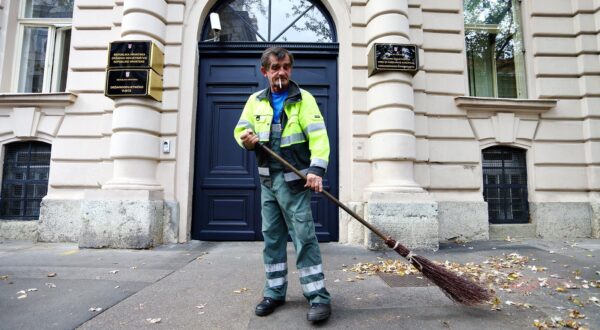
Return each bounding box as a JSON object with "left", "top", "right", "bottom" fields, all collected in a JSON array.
[{"left": 1, "top": 238, "right": 599, "bottom": 329}]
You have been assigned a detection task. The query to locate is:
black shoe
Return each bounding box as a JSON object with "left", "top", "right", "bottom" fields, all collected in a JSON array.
[
  {"left": 307, "top": 303, "right": 331, "bottom": 322},
  {"left": 255, "top": 297, "right": 285, "bottom": 316}
]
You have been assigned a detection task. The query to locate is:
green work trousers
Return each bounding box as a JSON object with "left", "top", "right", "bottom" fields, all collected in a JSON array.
[{"left": 261, "top": 125, "right": 331, "bottom": 305}]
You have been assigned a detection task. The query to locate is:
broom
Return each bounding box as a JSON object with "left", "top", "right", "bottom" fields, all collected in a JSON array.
[{"left": 256, "top": 143, "right": 493, "bottom": 306}]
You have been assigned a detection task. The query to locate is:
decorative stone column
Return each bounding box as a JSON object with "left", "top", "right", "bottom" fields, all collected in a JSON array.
[
  {"left": 79, "top": 0, "right": 167, "bottom": 248},
  {"left": 364, "top": 0, "right": 438, "bottom": 250}
]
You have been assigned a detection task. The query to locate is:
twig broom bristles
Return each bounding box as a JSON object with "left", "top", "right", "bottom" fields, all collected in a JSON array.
[{"left": 257, "top": 143, "right": 493, "bottom": 306}]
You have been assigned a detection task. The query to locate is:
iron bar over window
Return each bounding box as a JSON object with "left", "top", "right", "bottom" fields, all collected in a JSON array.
[
  {"left": 0, "top": 141, "right": 51, "bottom": 220},
  {"left": 482, "top": 146, "right": 529, "bottom": 224}
]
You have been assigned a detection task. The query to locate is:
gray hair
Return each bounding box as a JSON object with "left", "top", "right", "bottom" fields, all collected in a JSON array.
[{"left": 260, "top": 47, "right": 294, "bottom": 70}]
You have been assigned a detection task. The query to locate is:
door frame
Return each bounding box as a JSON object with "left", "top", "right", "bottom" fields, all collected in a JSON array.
[
  {"left": 193, "top": 41, "right": 340, "bottom": 241},
  {"left": 175, "top": 1, "right": 353, "bottom": 243}
]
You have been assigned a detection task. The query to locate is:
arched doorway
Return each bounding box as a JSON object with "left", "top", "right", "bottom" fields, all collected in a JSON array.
[{"left": 191, "top": 0, "right": 339, "bottom": 241}]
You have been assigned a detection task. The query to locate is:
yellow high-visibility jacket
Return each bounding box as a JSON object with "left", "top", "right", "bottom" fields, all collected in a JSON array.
[{"left": 234, "top": 81, "right": 330, "bottom": 192}]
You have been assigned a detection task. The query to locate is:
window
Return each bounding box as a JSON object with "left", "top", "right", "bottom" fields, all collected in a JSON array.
[
  {"left": 15, "top": 0, "right": 73, "bottom": 93},
  {"left": 0, "top": 141, "right": 51, "bottom": 220},
  {"left": 203, "top": 0, "right": 335, "bottom": 42},
  {"left": 464, "top": 0, "right": 526, "bottom": 98},
  {"left": 482, "top": 146, "right": 529, "bottom": 224}
]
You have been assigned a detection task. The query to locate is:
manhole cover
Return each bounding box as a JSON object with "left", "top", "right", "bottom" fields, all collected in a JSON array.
[{"left": 377, "top": 273, "right": 433, "bottom": 288}]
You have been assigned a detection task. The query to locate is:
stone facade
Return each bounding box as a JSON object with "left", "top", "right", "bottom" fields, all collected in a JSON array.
[{"left": 0, "top": 0, "right": 598, "bottom": 247}]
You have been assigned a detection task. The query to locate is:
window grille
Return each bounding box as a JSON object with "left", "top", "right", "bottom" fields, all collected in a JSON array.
[
  {"left": 482, "top": 146, "right": 529, "bottom": 224},
  {"left": 0, "top": 141, "right": 51, "bottom": 220}
]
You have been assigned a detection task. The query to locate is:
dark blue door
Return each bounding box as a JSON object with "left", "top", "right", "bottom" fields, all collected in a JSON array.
[{"left": 192, "top": 45, "right": 338, "bottom": 241}]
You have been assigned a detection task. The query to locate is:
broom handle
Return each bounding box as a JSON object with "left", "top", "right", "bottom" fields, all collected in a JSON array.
[{"left": 256, "top": 143, "right": 388, "bottom": 241}]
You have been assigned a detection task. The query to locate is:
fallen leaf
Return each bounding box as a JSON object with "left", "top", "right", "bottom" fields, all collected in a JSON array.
[
  {"left": 146, "top": 318, "right": 161, "bottom": 324},
  {"left": 491, "top": 296, "right": 502, "bottom": 311},
  {"left": 47, "top": 273, "right": 57, "bottom": 277},
  {"left": 550, "top": 316, "right": 564, "bottom": 327},
  {"left": 505, "top": 300, "right": 533, "bottom": 309},
  {"left": 109, "top": 270, "right": 119, "bottom": 274},
  {"left": 45, "top": 283, "right": 56, "bottom": 288},
  {"left": 589, "top": 297, "right": 599, "bottom": 307},
  {"left": 568, "top": 309, "right": 585, "bottom": 319},
  {"left": 196, "top": 304, "right": 206, "bottom": 309},
  {"left": 507, "top": 272, "right": 521, "bottom": 281},
  {"left": 89, "top": 307, "right": 103, "bottom": 312},
  {"left": 568, "top": 296, "right": 584, "bottom": 307},
  {"left": 27, "top": 288, "right": 37, "bottom": 292},
  {"left": 233, "top": 287, "right": 249, "bottom": 294},
  {"left": 0, "top": 275, "right": 8, "bottom": 280},
  {"left": 564, "top": 319, "right": 581, "bottom": 329},
  {"left": 17, "top": 294, "right": 27, "bottom": 299}
]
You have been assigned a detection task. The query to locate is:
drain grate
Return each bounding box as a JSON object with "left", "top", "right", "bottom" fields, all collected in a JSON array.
[{"left": 377, "top": 273, "right": 433, "bottom": 288}]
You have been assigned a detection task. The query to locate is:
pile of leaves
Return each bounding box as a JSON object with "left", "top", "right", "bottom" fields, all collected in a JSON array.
[{"left": 346, "top": 252, "right": 598, "bottom": 330}]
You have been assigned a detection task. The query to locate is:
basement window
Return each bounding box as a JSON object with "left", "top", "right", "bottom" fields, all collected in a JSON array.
[
  {"left": 0, "top": 141, "right": 51, "bottom": 220},
  {"left": 482, "top": 146, "right": 529, "bottom": 224}
]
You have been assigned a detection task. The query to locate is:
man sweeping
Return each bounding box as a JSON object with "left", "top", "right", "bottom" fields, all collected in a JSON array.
[{"left": 234, "top": 47, "right": 332, "bottom": 322}]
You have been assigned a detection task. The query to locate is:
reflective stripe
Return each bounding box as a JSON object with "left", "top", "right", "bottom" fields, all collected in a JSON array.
[
  {"left": 281, "top": 133, "right": 306, "bottom": 146},
  {"left": 305, "top": 122, "right": 326, "bottom": 134},
  {"left": 283, "top": 168, "right": 309, "bottom": 182},
  {"left": 271, "top": 124, "right": 282, "bottom": 132},
  {"left": 236, "top": 119, "right": 252, "bottom": 129},
  {"left": 310, "top": 158, "right": 328, "bottom": 169},
  {"left": 301, "top": 279, "right": 325, "bottom": 293},
  {"left": 257, "top": 131, "right": 270, "bottom": 141},
  {"left": 268, "top": 276, "right": 287, "bottom": 288},
  {"left": 258, "top": 167, "right": 270, "bottom": 176},
  {"left": 298, "top": 264, "right": 322, "bottom": 278},
  {"left": 265, "top": 262, "right": 286, "bottom": 273}
]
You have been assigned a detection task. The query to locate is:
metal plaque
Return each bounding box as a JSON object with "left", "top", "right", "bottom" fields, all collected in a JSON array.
[
  {"left": 105, "top": 69, "right": 162, "bottom": 101},
  {"left": 108, "top": 41, "right": 164, "bottom": 75},
  {"left": 368, "top": 43, "right": 419, "bottom": 76}
]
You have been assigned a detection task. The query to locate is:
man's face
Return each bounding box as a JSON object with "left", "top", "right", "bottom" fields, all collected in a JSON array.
[{"left": 261, "top": 54, "right": 292, "bottom": 93}]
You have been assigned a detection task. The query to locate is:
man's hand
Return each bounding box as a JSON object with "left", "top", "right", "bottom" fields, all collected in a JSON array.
[
  {"left": 305, "top": 173, "right": 323, "bottom": 193},
  {"left": 240, "top": 129, "right": 259, "bottom": 150}
]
